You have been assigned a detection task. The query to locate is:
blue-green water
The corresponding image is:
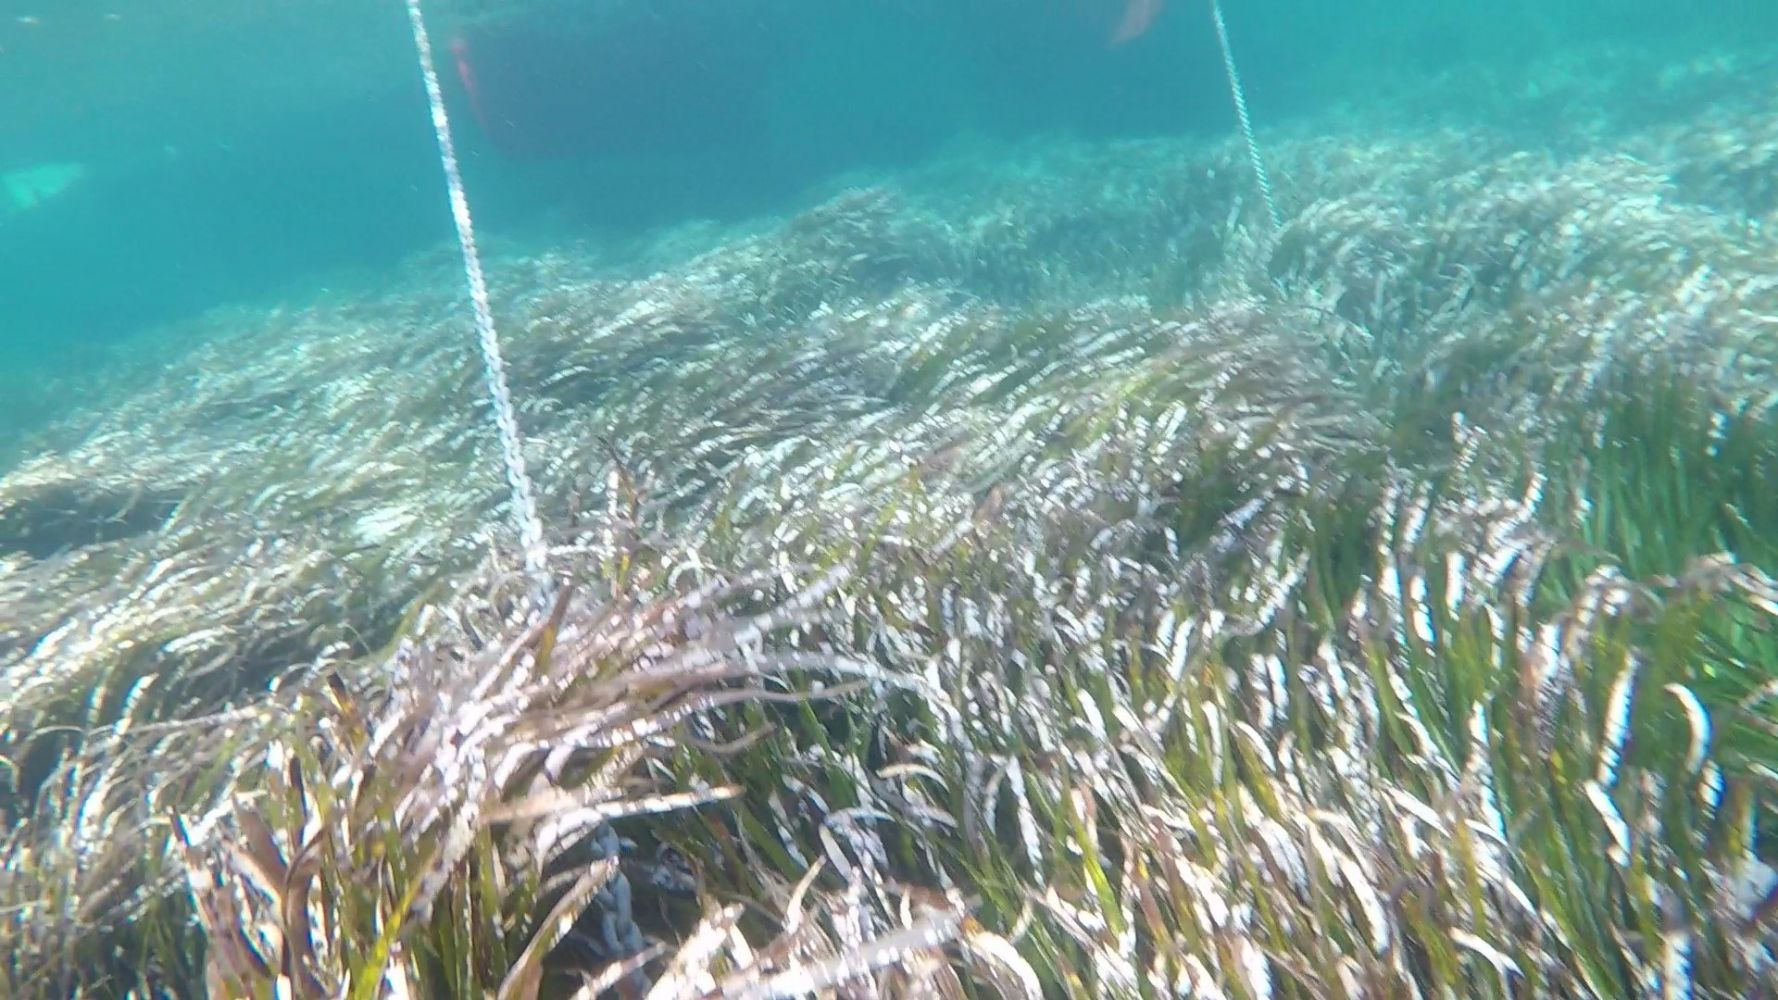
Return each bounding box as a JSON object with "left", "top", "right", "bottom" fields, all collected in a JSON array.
[
  {"left": 0, "top": 0, "right": 1772, "bottom": 455},
  {"left": 6, "top": 6, "right": 1778, "bottom": 989}
]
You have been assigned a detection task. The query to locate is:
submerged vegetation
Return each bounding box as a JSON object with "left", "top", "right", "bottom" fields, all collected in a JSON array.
[{"left": 3, "top": 43, "right": 1778, "bottom": 999}]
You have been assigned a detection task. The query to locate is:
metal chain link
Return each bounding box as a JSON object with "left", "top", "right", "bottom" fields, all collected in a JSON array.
[{"left": 403, "top": 0, "right": 646, "bottom": 980}]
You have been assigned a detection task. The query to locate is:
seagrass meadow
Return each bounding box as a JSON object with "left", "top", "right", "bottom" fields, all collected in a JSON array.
[{"left": 3, "top": 40, "right": 1778, "bottom": 999}]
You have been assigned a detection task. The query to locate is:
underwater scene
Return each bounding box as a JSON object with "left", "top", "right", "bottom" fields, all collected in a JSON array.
[{"left": 3, "top": 0, "right": 1778, "bottom": 995}]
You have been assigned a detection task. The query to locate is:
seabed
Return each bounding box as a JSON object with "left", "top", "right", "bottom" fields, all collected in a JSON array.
[{"left": 2, "top": 43, "right": 1777, "bottom": 998}]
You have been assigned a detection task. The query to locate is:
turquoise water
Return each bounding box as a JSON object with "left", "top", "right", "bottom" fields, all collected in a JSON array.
[
  {"left": 5, "top": 5, "right": 1778, "bottom": 990},
  {"left": 0, "top": 0, "right": 1772, "bottom": 455}
]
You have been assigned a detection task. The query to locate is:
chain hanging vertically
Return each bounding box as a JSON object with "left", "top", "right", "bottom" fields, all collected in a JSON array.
[
  {"left": 401, "top": 0, "right": 648, "bottom": 982},
  {"left": 402, "top": 0, "right": 553, "bottom": 611},
  {"left": 1209, "top": 0, "right": 1281, "bottom": 232}
]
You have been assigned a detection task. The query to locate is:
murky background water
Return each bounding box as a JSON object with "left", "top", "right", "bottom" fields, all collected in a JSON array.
[{"left": 0, "top": 0, "right": 1771, "bottom": 453}]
